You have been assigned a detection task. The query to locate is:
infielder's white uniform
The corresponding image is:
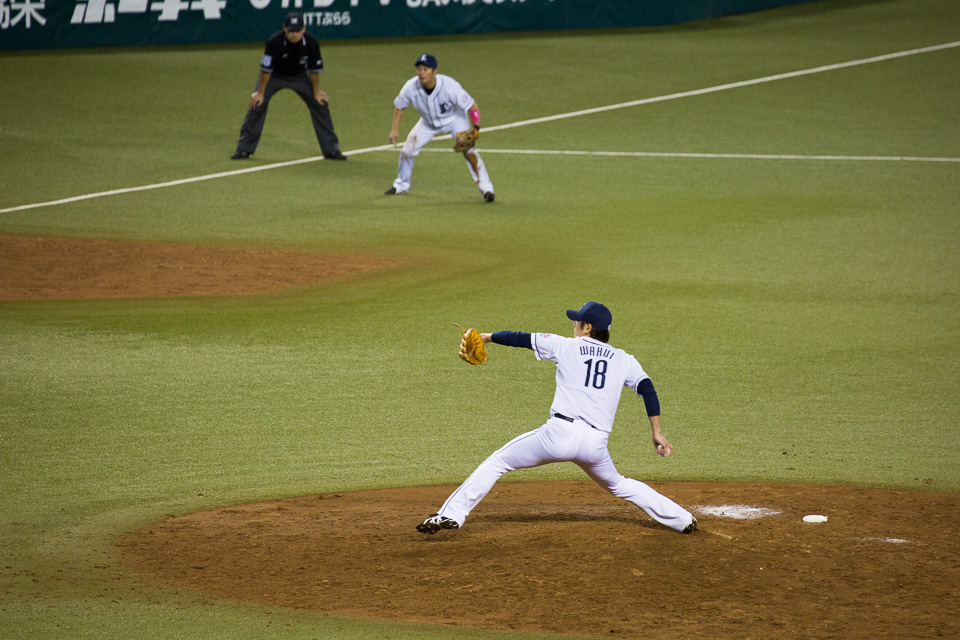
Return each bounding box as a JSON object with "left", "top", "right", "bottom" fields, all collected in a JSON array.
[
  {"left": 436, "top": 333, "right": 694, "bottom": 532},
  {"left": 392, "top": 74, "right": 494, "bottom": 195}
]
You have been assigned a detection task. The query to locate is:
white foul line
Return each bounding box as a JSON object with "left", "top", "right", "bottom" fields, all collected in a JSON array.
[
  {"left": 478, "top": 40, "right": 960, "bottom": 133},
  {"left": 0, "top": 144, "right": 395, "bottom": 215},
  {"left": 2, "top": 40, "right": 957, "bottom": 215},
  {"left": 422, "top": 148, "right": 960, "bottom": 163}
]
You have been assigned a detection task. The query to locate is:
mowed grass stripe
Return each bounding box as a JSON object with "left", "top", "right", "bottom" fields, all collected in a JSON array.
[{"left": 423, "top": 149, "right": 960, "bottom": 162}]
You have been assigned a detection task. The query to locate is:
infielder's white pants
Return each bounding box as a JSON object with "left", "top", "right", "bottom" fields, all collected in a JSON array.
[
  {"left": 393, "top": 116, "right": 494, "bottom": 194},
  {"left": 437, "top": 418, "right": 694, "bottom": 532}
]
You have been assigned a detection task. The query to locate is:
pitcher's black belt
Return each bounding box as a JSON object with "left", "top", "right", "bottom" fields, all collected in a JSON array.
[{"left": 552, "top": 412, "right": 598, "bottom": 430}]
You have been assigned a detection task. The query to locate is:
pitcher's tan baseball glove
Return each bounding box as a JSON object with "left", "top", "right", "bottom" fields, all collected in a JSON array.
[{"left": 453, "top": 323, "right": 487, "bottom": 365}]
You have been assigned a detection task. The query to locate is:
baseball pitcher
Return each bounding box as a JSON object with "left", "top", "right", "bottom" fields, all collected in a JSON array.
[{"left": 418, "top": 302, "right": 697, "bottom": 535}]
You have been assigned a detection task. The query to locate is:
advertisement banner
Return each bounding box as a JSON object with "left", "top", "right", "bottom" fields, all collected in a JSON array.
[{"left": 0, "top": 0, "right": 817, "bottom": 52}]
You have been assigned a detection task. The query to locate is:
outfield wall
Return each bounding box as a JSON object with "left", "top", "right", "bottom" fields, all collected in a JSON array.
[{"left": 0, "top": 0, "right": 820, "bottom": 51}]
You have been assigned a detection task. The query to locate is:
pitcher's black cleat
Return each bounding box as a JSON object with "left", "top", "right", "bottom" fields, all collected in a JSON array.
[{"left": 417, "top": 514, "right": 460, "bottom": 534}]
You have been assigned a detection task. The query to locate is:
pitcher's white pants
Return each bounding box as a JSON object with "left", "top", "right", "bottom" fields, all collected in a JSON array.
[
  {"left": 392, "top": 116, "right": 494, "bottom": 195},
  {"left": 437, "top": 418, "right": 694, "bottom": 532}
]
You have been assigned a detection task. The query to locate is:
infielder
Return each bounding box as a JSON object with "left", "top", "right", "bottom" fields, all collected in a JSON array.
[
  {"left": 385, "top": 54, "right": 495, "bottom": 202},
  {"left": 418, "top": 302, "right": 697, "bottom": 535}
]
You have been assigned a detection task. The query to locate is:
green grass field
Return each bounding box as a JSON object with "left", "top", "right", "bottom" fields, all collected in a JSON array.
[{"left": 1, "top": 0, "right": 958, "bottom": 638}]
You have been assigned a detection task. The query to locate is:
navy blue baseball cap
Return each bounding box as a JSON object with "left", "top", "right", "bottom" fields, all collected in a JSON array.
[
  {"left": 566, "top": 302, "right": 612, "bottom": 330},
  {"left": 415, "top": 53, "right": 438, "bottom": 69},
  {"left": 284, "top": 12, "right": 305, "bottom": 30}
]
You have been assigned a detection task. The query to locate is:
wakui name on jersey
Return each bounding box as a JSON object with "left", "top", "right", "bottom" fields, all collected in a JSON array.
[{"left": 580, "top": 344, "right": 616, "bottom": 359}]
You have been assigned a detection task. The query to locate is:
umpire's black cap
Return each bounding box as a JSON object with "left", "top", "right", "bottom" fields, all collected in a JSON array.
[{"left": 284, "top": 12, "right": 305, "bottom": 30}]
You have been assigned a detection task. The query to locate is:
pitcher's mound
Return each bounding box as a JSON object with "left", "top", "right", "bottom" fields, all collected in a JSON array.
[{"left": 118, "top": 481, "right": 959, "bottom": 639}]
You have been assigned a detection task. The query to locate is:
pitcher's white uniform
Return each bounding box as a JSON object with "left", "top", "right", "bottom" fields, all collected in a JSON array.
[
  {"left": 436, "top": 333, "right": 694, "bottom": 532},
  {"left": 391, "top": 74, "right": 494, "bottom": 195}
]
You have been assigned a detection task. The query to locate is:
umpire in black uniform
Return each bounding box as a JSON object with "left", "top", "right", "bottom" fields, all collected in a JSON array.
[{"left": 231, "top": 12, "right": 345, "bottom": 160}]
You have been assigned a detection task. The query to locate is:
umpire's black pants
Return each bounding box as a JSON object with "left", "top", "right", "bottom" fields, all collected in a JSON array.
[{"left": 235, "top": 72, "right": 342, "bottom": 157}]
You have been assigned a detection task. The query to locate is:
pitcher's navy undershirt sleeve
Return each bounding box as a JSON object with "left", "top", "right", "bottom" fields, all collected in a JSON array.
[
  {"left": 636, "top": 378, "right": 661, "bottom": 417},
  {"left": 491, "top": 331, "right": 532, "bottom": 349}
]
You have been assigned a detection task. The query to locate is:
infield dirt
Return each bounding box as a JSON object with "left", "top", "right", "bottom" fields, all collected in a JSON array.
[{"left": 0, "top": 234, "right": 396, "bottom": 300}]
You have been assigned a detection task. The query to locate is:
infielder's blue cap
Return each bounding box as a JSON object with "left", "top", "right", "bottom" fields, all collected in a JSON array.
[
  {"left": 415, "top": 53, "right": 438, "bottom": 69},
  {"left": 566, "top": 302, "right": 612, "bottom": 330}
]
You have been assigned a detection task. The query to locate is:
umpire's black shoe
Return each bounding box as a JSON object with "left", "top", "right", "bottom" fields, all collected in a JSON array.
[
  {"left": 230, "top": 150, "right": 251, "bottom": 160},
  {"left": 325, "top": 152, "right": 347, "bottom": 160},
  {"left": 483, "top": 191, "right": 495, "bottom": 202},
  {"left": 682, "top": 517, "right": 698, "bottom": 534},
  {"left": 417, "top": 514, "right": 460, "bottom": 534}
]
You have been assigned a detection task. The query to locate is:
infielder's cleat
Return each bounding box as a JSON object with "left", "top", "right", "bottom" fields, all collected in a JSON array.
[
  {"left": 384, "top": 187, "right": 406, "bottom": 195},
  {"left": 416, "top": 514, "right": 459, "bottom": 534},
  {"left": 325, "top": 152, "right": 347, "bottom": 160},
  {"left": 682, "top": 517, "right": 698, "bottom": 534},
  {"left": 483, "top": 191, "right": 495, "bottom": 203},
  {"left": 230, "top": 150, "right": 251, "bottom": 160}
]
